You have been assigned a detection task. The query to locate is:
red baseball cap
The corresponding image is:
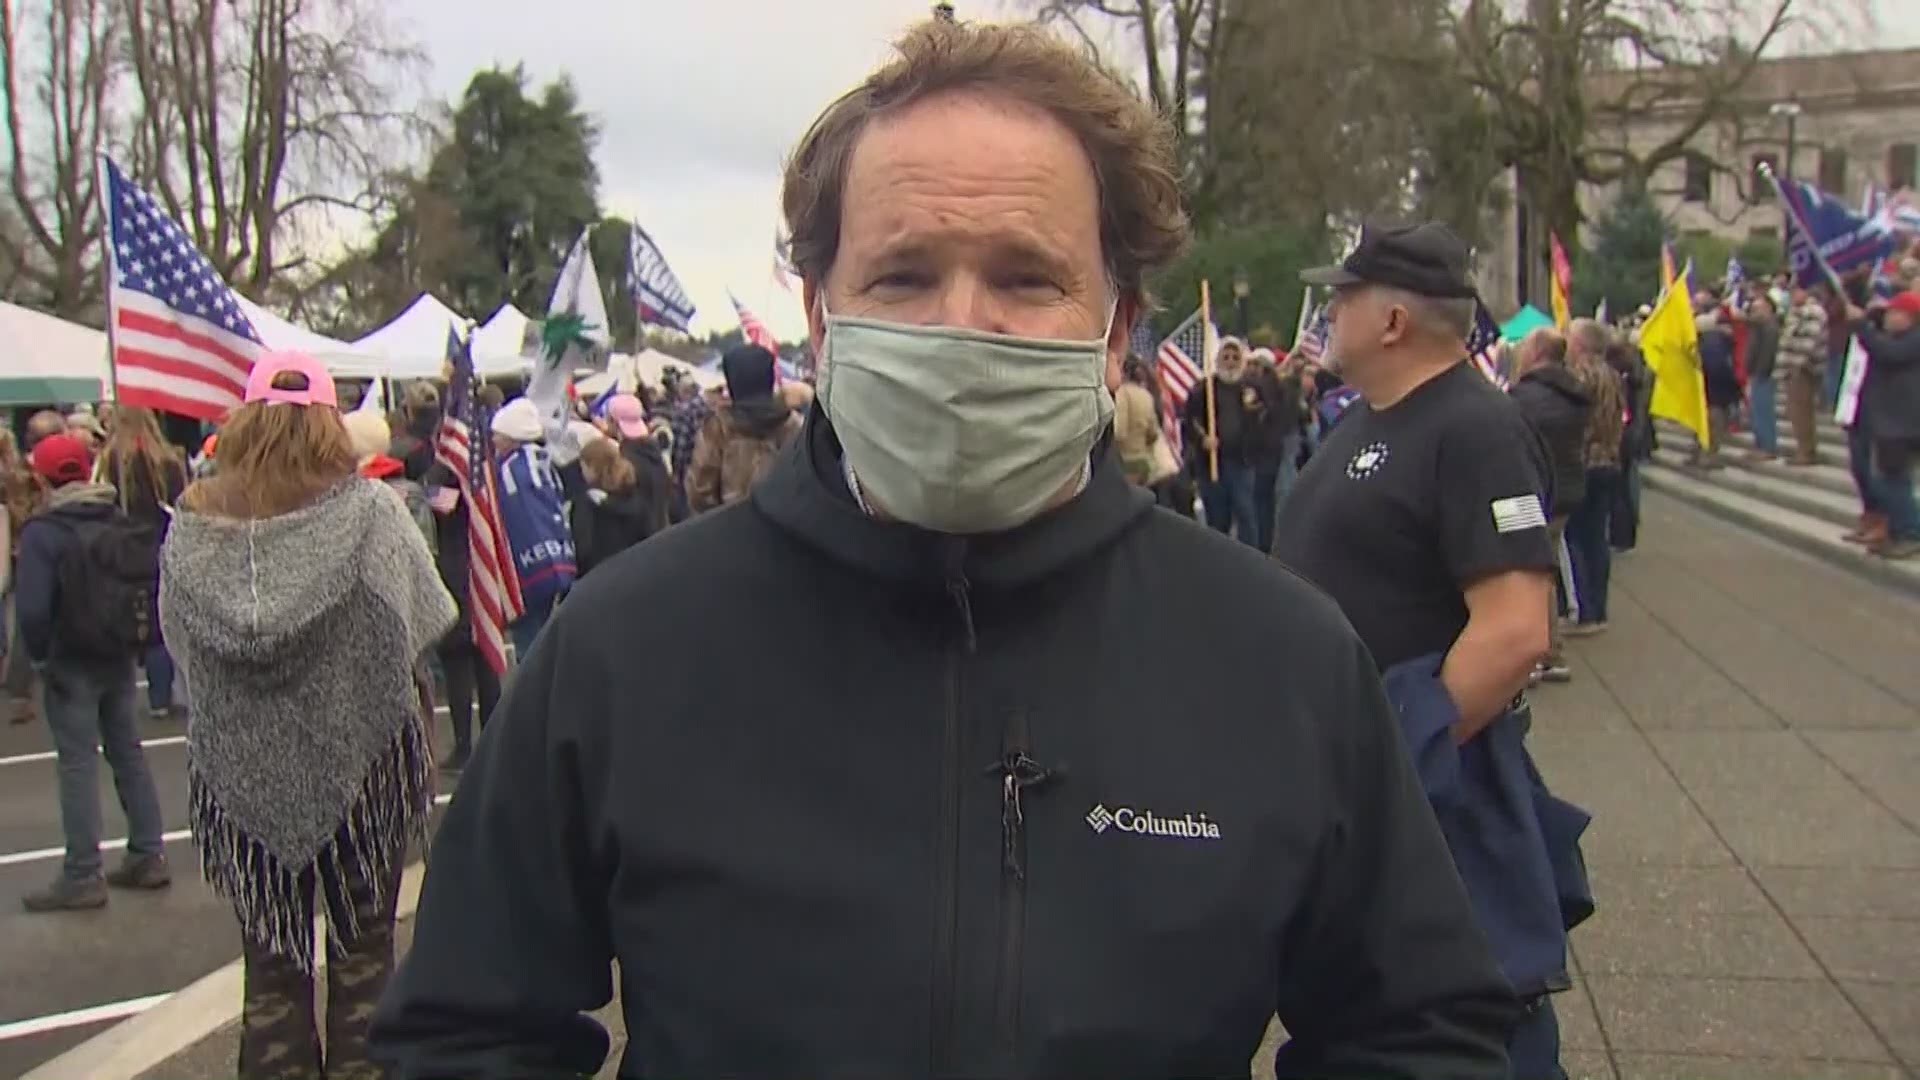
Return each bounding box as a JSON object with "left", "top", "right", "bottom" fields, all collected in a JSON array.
[
  {"left": 30, "top": 432, "right": 92, "bottom": 485},
  {"left": 1887, "top": 291, "right": 1920, "bottom": 318}
]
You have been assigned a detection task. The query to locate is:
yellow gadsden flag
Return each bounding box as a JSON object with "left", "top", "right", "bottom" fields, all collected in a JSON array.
[{"left": 1639, "top": 278, "right": 1711, "bottom": 450}]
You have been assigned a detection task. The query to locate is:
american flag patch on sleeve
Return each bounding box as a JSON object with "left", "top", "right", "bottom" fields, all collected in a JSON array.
[{"left": 1491, "top": 494, "right": 1548, "bottom": 534}]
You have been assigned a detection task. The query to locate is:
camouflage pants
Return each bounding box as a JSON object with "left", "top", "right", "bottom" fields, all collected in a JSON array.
[{"left": 237, "top": 862, "right": 400, "bottom": 1080}]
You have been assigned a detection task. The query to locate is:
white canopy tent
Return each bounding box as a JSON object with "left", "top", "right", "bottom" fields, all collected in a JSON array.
[
  {"left": 351, "top": 294, "right": 469, "bottom": 378},
  {"left": 0, "top": 301, "right": 111, "bottom": 404},
  {"left": 470, "top": 303, "right": 536, "bottom": 376},
  {"left": 233, "top": 295, "right": 388, "bottom": 378}
]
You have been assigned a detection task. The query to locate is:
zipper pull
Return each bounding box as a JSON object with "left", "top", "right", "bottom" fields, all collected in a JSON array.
[{"left": 998, "top": 751, "right": 1052, "bottom": 881}]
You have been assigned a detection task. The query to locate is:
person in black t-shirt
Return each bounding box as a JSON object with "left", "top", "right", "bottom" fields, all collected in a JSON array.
[
  {"left": 1277, "top": 225, "right": 1555, "bottom": 689},
  {"left": 1276, "top": 222, "right": 1572, "bottom": 1080}
]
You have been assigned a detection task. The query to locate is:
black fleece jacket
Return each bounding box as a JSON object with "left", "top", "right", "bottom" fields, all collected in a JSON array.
[{"left": 371, "top": 407, "right": 1518, "bottom": 1079}]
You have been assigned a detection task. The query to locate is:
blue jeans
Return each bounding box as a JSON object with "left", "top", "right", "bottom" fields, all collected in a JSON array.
[
  {"left": 1877, "top": 439, "right": 1919, "bottom": 542},
  {"left": 509, "top": 595, "right": 559, "bottom": 662},
  {"left": 1748, "top": 376, "right": 1779, "bottom": 454},
  {"left": 1270, "top": 433, "right": 1302, "bottom": 538},
  {"left": 1566, "top": 468, "right": 1618, "bottom": 624},
  {"left": 1847, "top": 418, "right": 1882, "bottom": 515},
  {"left": 41, "top": 657, "right": 166, "bottom": 880},
  {"left": 1199, "top": 460, "right": 1261, "bottom": 549},
  {"left": 1509, "top": 995, "right": 1566, "bottom": 1080},
  {"left": 144, "top": 643, "right": 178, "bottom": 712}
]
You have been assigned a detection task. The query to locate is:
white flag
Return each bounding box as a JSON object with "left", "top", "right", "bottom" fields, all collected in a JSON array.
[{"left": 527, "top": 229, "right": 612, "bottom": 446}]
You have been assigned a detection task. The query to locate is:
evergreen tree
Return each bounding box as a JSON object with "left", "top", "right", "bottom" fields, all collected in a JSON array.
[{"left": 1576, "top": 187, "right": 1665, "bottom": 318}]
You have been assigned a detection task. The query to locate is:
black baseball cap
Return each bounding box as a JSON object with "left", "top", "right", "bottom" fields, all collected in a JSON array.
[{"left": 1300, "top": 221, "right": 1477, "bottom": 299}]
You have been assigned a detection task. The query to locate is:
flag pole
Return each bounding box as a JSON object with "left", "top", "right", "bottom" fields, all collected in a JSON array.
[
  {"left": 95, "top": 155, "right": 120, "bottom": 406},
  {"left": 1292, "top": 286, "right": 1313, "bottom": 351},
  {"left": 1761, "top": 161, "right": 1847, "bottom": 295},
  {"left": 1201, "top": 279, "right": 1219, "bottom": 483}
]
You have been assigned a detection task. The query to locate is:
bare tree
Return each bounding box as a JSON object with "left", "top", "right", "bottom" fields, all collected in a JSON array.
[
  {"left": 0, "top": 0, "right": 118, "bottom": 319},
  {"left": 1436, "top": 0, "right": 1870, "bottom": 247},
  {"left": 1032, "top": 0, "right": 1218, "bottom": 159},
  {"left": 121, "top": 0, "right": 424, "bottom": 298}
]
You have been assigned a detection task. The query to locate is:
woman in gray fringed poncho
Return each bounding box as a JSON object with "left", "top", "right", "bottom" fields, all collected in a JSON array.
[{"left": 161, "top": 352, "right": 455, "bottom": 1080}]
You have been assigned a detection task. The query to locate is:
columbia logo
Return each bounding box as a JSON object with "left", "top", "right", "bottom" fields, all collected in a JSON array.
[{"left": 1085, "top": 803, "right": 1221, "bottom": 841}]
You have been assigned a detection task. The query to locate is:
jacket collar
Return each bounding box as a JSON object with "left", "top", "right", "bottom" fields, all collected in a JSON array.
[{"left": 751, "top": 404, "right": 1153, "bottom": 592}]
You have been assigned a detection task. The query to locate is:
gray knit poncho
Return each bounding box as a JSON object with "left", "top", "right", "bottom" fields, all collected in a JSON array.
[{"left": 161, "top": 478, "right": 456, "bottom": 969}]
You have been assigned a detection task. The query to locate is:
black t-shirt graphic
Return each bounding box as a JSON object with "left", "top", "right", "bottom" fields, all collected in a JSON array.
[{"left": 1273, "top": 362, "right": 1556, "bottom": 670}]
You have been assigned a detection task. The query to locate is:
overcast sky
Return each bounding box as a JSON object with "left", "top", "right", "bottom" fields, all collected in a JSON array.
[{"left": 390, "top": 0, "right": 1920, "bottom": 342}]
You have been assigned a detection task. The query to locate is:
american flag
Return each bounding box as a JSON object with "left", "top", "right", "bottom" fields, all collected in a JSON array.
[
  {"left": 630, "top": 224, "right": 696, "bottom": 334},
  {"left": 435, "top": 327, "right": 524, "bottom": 676},
  {"left": 1467, "top": 300, "right": 1509, "bottom": 389},
  {"left": 102, "top": 158, "right": 262, "bottom": 420},
  {"left": 1155, "top": 308, "right": 1207, "bottom": 411},
  {"left": 1292, "top": 304, "right": 1329, "bottom": 365},
  {"left": 730, "top": 293, "right": 781, "bottom": 357}
]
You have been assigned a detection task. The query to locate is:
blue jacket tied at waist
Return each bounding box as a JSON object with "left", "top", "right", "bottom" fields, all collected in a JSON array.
[{"left": 1383, "top": 654, "right": 1595, "bottom": 997}]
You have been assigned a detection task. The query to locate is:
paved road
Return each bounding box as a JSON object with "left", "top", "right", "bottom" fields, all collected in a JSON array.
[
  {"left": 0, "top": 696, "right": 460, "bottom": 1080},
  {"left": 12, "top": 489, "right": 1920, "bottom": 1080}
]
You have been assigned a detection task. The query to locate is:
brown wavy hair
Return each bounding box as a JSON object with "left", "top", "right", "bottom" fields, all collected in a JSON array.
[
  {"left": 0, "top": 428, "right": 40, "bottom": 540},
  {"left": 781, "top": 17, "right": 1189, "bottom": 306},
  {"left": 98, "top": 407, "right": 185, "bottom": 514},
  {"left": 580, "top": 436, "right": 635, "bottom": 495},
  {"left": 180, "top": 373, "right": 356, "bottom": 520}
]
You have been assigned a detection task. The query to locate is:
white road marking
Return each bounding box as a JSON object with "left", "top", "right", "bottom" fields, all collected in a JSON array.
[
  {"left": 0, "top": 738, "right": 188, "bottom": 768},
  {"left": 0, "top": 793, "right": 454, "bottom": 867},
  {"left": 1, "top": 707, "right": 454, "bottom": 767},
  {"left": 0, "top": 994, "right": 170, "bottom": 1043}
]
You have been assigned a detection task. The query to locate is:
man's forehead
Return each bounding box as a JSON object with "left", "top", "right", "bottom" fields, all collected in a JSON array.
[{"left": 838, "top": 93, "right": 1100, "bottom": 253}]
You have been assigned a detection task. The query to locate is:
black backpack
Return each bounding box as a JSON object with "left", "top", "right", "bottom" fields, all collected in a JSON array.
[{"left": 49, "top": 511, "right": 160, "bottom": 659}]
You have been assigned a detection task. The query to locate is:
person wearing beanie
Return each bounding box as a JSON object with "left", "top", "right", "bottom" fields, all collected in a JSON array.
[
  {"left": 15, "top": 432, "right": 171, "bottom": 911},
  {"left": 686, "top": 343, "right": 803, "bottom": 513},
  {"left": 1843, "top": 290, "right": 1920, "bottom": 558},
  {"left": 489, "top": 396, "right": 576, "bottom": 657},
  {"left": 345, "top": 410, "right": 436, "bottom": 553}
]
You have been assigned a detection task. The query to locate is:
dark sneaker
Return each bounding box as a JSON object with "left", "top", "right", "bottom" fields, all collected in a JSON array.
[
  {"left": 105, "top": 853, "right": 172, "bottom": 890},
  {"left": 149, "top": 705, "right": 171, "bottom": 722},
  {"left": 23, "top": 875, "right": 107, "bottom": 912},
  {"left": 439, "top": 747, "right": 471, "bottom": 774},
  {"left": 1538, "top": 662, "right": 1574, "bottom": 684}
]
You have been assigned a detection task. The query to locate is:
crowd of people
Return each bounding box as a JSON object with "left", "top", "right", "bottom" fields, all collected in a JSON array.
[{"left": 5, "top": 12, "right": 1919, "bottom": 1080}]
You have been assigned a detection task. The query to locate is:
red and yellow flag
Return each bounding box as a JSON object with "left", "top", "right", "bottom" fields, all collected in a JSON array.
[{"left": 1549, "top": 232, "right": 1573, "bottom": 329}]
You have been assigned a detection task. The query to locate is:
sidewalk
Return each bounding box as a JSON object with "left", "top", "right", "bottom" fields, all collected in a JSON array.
[{"left": 95, "top": 491, "right": 1920, "bottom": 1080}]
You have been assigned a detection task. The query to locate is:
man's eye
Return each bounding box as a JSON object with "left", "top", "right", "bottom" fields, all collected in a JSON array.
[
  {"left": 870, "top": 270, "right": 929, "bottom": 290},
  {"left": 1000, "top": 274, "right": 1061, "bottom": 293}
]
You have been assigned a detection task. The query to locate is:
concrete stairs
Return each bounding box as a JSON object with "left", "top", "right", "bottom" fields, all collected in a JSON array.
[{"left": 1643, "top": 406, "right": 1920, "bottom": 595}]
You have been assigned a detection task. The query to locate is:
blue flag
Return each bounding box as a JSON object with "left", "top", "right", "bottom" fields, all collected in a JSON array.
[
  {"left": 1772, "top": 174, "right": 1897, "bottom": 288},
  {"left": 629, "top": 225, "right": 696, "bottom": 334}
]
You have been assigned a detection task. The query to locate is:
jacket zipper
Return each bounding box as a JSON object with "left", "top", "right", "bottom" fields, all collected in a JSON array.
[
  {"left": 995, "top": 707, "right": 1050, "bottom": 1064},
  {"left": 929, "top": 564, "right": 974, "bottom": 1073}
]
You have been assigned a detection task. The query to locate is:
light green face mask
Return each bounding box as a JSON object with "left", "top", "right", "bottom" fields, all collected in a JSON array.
[{"left": 818, "top": 307, "right": 1117, "bottom": 535}]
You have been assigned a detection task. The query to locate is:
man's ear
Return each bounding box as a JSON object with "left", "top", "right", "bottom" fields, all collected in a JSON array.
[
  {"left": 805, "top": 278, "right": 826, "bottom": 360},
  {"left": 1106, "top": 294, "right": 1140, "bottom": 393}
]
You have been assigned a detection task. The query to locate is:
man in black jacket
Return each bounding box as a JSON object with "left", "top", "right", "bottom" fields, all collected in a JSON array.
[
  {"left": 1846, "top": 290, "right": 1920, "bottom": 559},
  {"left": 1183, "top": 336, "right": 1267, "bottom": 547},
  {"left": 1509, "top": 328, "right": 1591, "bottom": 684},
  {"left": 373, "top": 18, "right": 1518, "bottom": 1080}
]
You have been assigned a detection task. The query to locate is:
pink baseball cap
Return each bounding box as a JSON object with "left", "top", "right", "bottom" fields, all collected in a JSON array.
[
  {"left": 606, "top": 393, "right": 649, "bottom": 439},
  {"left": 244, "top": 350, "right": 338, "bottom": 407}
]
